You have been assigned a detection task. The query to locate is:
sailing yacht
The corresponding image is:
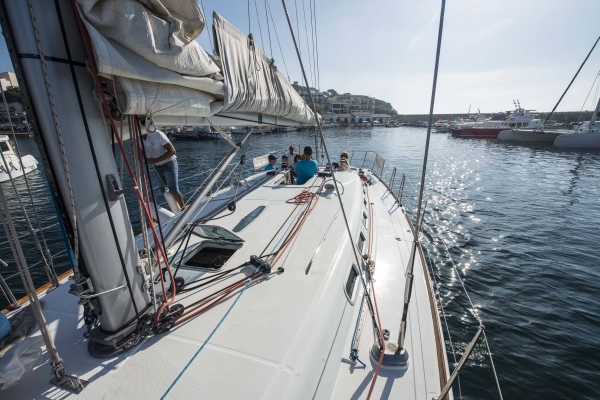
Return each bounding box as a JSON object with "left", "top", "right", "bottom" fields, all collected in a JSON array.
[{"left": 0, "top": 1, "right": 496, "bottom": 399}]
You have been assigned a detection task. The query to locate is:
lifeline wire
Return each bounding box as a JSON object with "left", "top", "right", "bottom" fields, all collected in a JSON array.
[
  {"left": 0, "top": 81, "right": 56, "bottom": 284},
  {"left": 426, "top": 211, "right": 504, "bottom": 399}
]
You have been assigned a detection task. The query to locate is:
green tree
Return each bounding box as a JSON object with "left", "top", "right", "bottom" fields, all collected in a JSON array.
[
  {"left": 374, "top": 99, "right": 398, "bottom": 115},
  {"left": 309, "top": 103, "right": 324, "bottom": 114},
  {"left": 2, "top": 86, "right": 22, "bottom": 104},
  {"left": 327, "top": 89, "right": 338, "bottom": 96}
]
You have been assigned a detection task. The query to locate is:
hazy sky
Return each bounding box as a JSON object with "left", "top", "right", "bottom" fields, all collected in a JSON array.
[{"left": 2, "top": 0, "right": 600, "bottom": 114}]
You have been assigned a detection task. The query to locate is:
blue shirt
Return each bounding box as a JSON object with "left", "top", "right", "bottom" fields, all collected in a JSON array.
[
  {"left": 295, "top": 159, "right": 319, "bottom": 185},
  {"left": 264, "top": 164, "right": 276, "bottom": 171}
]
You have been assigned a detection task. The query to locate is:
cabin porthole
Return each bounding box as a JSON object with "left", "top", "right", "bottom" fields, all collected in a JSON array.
[{"left": 344, "top": 264, "right": 359, "bottom": 304}]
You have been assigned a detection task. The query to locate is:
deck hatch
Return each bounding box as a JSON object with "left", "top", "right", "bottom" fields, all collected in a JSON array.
[
  {"left": 193, "top": 225, "right": 244, "bottom": 242},
  {"left": 184, "top": 245, "right": 239, "bottom": 270}
]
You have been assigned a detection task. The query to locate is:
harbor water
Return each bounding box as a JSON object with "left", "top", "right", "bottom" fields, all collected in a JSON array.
[{"left": 1, "top": 127, "right": 599, "bottom": 399}]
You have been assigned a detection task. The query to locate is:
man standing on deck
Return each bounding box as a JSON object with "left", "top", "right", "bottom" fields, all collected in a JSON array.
[
  {"left": 141, "top": 129, "right": 185, "bottom": 209},
  {"left": 286, "top": 146, "right": 297, "bottom": 167}
]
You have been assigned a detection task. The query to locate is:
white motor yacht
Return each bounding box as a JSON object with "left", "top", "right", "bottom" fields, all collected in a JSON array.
[{"left": 0, "top": 135, "right": 38, "bottom": 183}]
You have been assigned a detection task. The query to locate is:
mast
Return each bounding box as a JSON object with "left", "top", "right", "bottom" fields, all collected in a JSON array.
[
  {"left": 589, "top": 95, "right": 600, "bottom": 129},
  {"left": 1, "top": 0, "right": 149, "bottom": 354}
]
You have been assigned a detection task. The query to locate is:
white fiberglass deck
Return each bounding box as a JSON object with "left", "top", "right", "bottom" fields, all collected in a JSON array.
[{"left": 2, "top": 168, "right": 448, "bottom": 399}]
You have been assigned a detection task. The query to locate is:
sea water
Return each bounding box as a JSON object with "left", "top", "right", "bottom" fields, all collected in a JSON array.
[{"left": 1, "top": 127, "right": 599, "bottom": 399}]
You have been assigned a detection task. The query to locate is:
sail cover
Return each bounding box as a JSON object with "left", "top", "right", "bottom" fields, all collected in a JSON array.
[
  {"left": 213, "top": 12, "right": 315, "bottom": 125},
  {"left": 76, "top": 1, "right": 314, "bottom": 124}
]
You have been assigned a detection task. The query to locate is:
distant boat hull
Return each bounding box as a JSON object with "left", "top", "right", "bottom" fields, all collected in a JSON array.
[
  {"left": 168, "top": 133, "right": 219, "bottom": 141},
  {"left": 554, "top": 133, "right": 600, "bottom": 149},
  {"left": 451, "top": 128, "right": 505, "bottom": 138},
  {"left": 0, "top": 154, "right": 38, "bottom": 183},
  {"left": 497, "top": 129, "right": 565, "bottom": 143}
]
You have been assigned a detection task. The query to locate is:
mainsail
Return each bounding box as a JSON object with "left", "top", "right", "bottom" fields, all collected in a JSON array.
[{"left": 76, "top": 0, "right": 315, "bottom": 125}]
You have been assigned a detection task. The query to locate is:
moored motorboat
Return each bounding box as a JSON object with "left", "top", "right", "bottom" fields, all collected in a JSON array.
[
  {"left": 0, "top": 135, "right": 38, "bottom": 183},
  {"left": 451, "top": 104, "right": 542, "bottom": 138}
]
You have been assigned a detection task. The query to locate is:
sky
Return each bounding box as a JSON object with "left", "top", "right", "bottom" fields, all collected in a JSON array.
[{"left": 2, "top": 0, "right": 600, "bottom": 114}]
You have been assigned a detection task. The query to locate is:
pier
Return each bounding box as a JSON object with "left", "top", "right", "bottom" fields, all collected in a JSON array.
[{"left": 398, "top": 110, "right": 597, "bottom": 124}]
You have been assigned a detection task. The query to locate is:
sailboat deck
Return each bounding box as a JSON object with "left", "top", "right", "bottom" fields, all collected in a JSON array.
[{"left": 2, "top": 168, "right": 448, "bottom": 399}]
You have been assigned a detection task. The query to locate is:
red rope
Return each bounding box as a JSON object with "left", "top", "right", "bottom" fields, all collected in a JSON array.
[
  {"left": 71, "top": 1, "right": 176, "bottom": 325},
  {"left": 365, "top": 183, "right": 386, "bottom": 400}
]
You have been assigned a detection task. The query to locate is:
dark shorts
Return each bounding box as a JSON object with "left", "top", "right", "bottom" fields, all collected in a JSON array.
[{"left": 154, "top": 159, "right": 179, "bottom": 194}]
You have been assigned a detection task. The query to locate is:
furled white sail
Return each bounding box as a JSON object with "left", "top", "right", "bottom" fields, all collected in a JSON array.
[
  {"left": 76, "top": 0, "right": 314, "bottom": 125},
  {"left": 213, "top": 12, "right": 315, "bottom": 125}
]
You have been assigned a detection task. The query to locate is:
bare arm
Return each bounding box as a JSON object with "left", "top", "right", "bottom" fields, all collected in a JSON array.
[{"left": 147, "top": 142, "right": 176, "bottom": 165}]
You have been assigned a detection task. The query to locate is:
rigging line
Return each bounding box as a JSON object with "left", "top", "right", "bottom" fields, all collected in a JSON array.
[
  {"left": 576, "top": 70, "right": 600, "bottom": 122},
  {"left": 0, "top": 182, "right": 64, "bottom": 374},
  {"left": 27, "top": 0, "right": 79, "bottom": 274},
  {"left": 426, "top": 251, "right": 463, "bottom": 399},
  {"left": 483, "top": 330, "right": 504, "bottom": 400},
  {"left": 132, "top": 118, "right": 158, "bottom": 312},
  {"left": 426, "top": 210, "right": 503, "bottom": 399},
  {"left": 265, "top": 0, "right": 290, "bottom": 80},
  {"left": 311, "top": 0, "right": 321, "bottom": 92},
  {"left": 160, "top": 267, "right": 260, "bottom": 400},
  {"left": 253, "top": 0, "right": 265, "bottom": 51},
  {"left": 300, "top": 0, "right": 315, "bottom": 88},
  {"left": 294, "top": 0, "right": 302, "bottom": 63},
  {"left": 0, "top": 84, "right": 55, "bottom": 277},
  {"left": 0, "top": 222, "right": 60, "bottom": 247},
  {"left": 280, "top": 0, "right": 384, "bottom": 349},
  {"left": 0, "top": 101, "right": 57, "bottom": 288},
  {"left": 263, "top": 0, "right": 274, "bottom": 58},
  {"left": 308, "top": 0, "right": 318, "bottom": 92},
  {"left": 248, "top": 0, "right": 251, "bottom": 33},
  {"left": 136, "top": 117, "right": 167, "bottom": 253},
  {"left": 543, "top": 35, "right": 600, "bottom": 127},
  {"left": 198, "top": 0, "right": 214, "bottom": 52}
]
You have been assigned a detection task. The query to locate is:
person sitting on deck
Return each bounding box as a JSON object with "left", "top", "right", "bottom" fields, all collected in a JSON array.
[
  {"left": 264, "top": 154, "right": 277, "bottom": 171},
  {"left": 338, "top": 158, "right": 349, "bottom": 171},
  {"left": 294, "top": 146, "right": 319, "bottom": 185},
  {"left": 281, "top": 154, "right": 289, "bottom": 169}
]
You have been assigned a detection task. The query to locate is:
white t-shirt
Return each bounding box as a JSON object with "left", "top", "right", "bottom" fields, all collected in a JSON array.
[
  {"left": 287, "top": 152, "right": 297, "bottom": 167},
  {"left": 142, "top": 130, "right": 176, "bottom": 166}
]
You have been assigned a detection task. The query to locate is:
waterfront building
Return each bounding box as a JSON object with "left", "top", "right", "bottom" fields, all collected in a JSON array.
[
  {"left": 0, "top": 71, "right": 18, "bottom": 88},
  {"left": 326, "top": 94, "right": 375, "bottom": 113}
]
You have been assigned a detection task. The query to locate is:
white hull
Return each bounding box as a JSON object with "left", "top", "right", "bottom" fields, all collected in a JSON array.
[
  {"left": 0, "top": 153, "right": 38, "bottom": 183},
  {"left": 497, "top": 129, "right": 565, "bottom": 143},
  {"left": 553, "top": 133, "right": 600, "bottom": 148}
]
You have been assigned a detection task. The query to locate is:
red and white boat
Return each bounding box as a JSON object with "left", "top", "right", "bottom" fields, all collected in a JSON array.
[{"left": 451, "top": 106, "right": 542, "bottom": 138}]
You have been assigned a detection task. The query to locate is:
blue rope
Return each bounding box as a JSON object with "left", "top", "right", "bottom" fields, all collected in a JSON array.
[{"left": 160, "top": 267, "right": 259, "bottom": 399}]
